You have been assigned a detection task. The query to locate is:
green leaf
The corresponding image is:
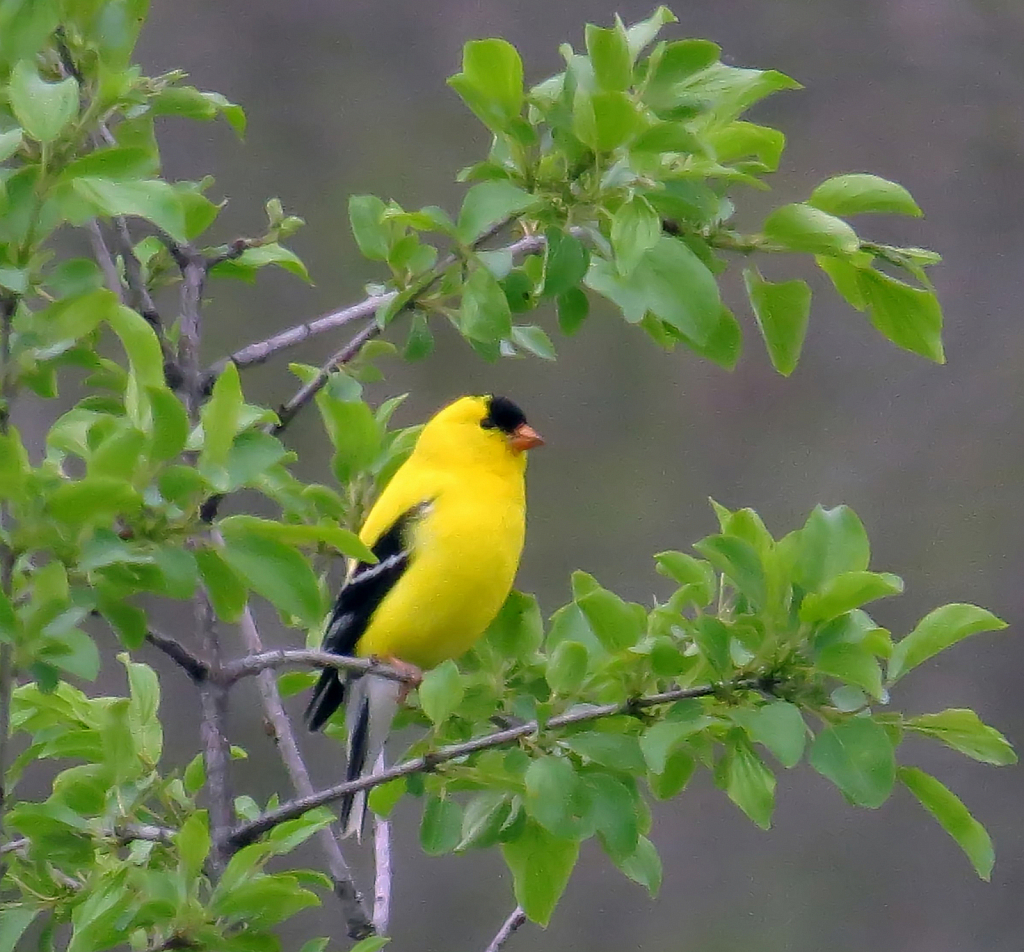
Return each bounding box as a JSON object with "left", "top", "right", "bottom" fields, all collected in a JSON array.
[
  {"left": 647, "top": 747, "right": 695, "bottom": 800},
  {"left": 403, "top": 313, "right": 434, "bottom": 361},
  {"left": 348, "top": 195, "right": 389, "bottom": 260},
  {"left": 502, "top": 820, "right": 579, "bottom": 926},
  {"left": 58, "top": 146, "right": 159, "bottom": 183},
  {"left": 8, "top": 60, "right": 78, "bottom": 143},
  {"left": 585, "top": 236, "right": 721, "bottom": 343},
  {"left": 195, "top": 548, "right": 247, "bottom": 623},
  {"left": 763, "top": 203, "right": 859, "bottom": 256},
  {"left": 556, "top": 288, "right": 589, "bottom": 335},
  {"left": 614, "top": 835, "right": 662, "bottom": 896},
  {"left": 218, "top": 515, "right": 376, "bottom": 564},
  {"left": 586, "top": 21, "right": 632, "bottom": 91},
  {"left": 525, "top": 755, "right": 579, "bottom": 837},
  {"left": 106, "top": 302, "right": 165, "bottom": 389},
  {"left": 611, "top": 196, "right": 661, "bottom": 276},
  {"left": 0, "top": 907, "right": 38, "bottom": 952},
  {"left": 460, "top": 266, "right": 512, "bottom": 354},
  {"left": 217, "top": 243, "right": 311, "bottom": 284},
  {"left": 457, "top": 181, "right": 537, "bottom": 244},
  {"left": 898, "top": 767, "right": 994, "bottom": 880},
  {"left": 547, "top": 640, "right": 589, "bottom": 695},
  {"left": 795, "top": 505, "right": 870, "bottom": 591},
  {"left": 693, "top": 616, "right": 731, "bottom": 674},
  {"left": 816, "top": 255, "right": 867, "bottom": 310},
  {"left": 577, "top": 588, "right": 644, "bottom": 651},
  {"left": 734, "top": 701, "right": 807, "bottom": 768},
  {"left": 721, "top": 735, "right": 776, "bottom": 829},
  {"left": 72, "top": 178, "right": 187, "bottom": 244},
  {"left": 809, "top": 173, "right": 922, "bottom": 218},
  {"left": 418, "top": 659, "right": 464, "bottom": 725},
  {"left": 146, "top": 387, "right": 189, "bottom": 462},
  {"left": 420, "top": 795, "right": 462, "bottom": 855},
  {"left": 857, "top": 268, "right": 944, "bottom": 363},
  {"left": 888, "top": 604, "right": 1007, "bottom": 682},
  {"left": 543, "top": 230, "right": 590, "bottom": 298},
  {"left": 562, "top": 732, "right": 645, "bottom": 773},
  {"left": 810, "top": 717, "right": 895, "bottom": 808},
  {"left": 799, "top": 571, "right": 903, "bottom": 624},
  {"left": 643, "top": 38, "right": 719, "bottom": 106},
  {"left": 584, "top": 772, "right": 638, "bottom": 861},
  {"left": 511, "top": 325, "right": 556, "bottom": 360},
  {"left": 573, "top": 90, "right": 640, "bottom": 152},
  {"left": 200, "top": 361, "right": 243, "bottom": 471},
  {"left": 484, "top": 590, "right": 543, "bottom": 661},
  {"left": 815, "top": 643, "right": 885, "bottom": 701},
  {"left": 640, "top": 714, "right": 712, "bottom": 774},
  {"left": 47, "top": 477, "right": 142, "bottom": 525},
  {"left": 458, "top": 792, "right": 512, "bottom": 851},
  {"left": 448, "top": 38, "right": 524, "bottom": 133},
  {"left": 624, "top": 7, "right": 678, "bottom": 57},
  {"left": 176, "top": 811, "right": 211, "bottom": 877},
  {"left": 743, "top": 267, "right": 810, "bottom": 376},
  {"left": 218, "top": 530, "right": 321, "bottom": 626},
  {"left": 318, "top": 395, "right": 380, "bottom": 484},
  {"left": 693, "top": 534, "right": 766, "bottom": 607},
  {"left": 906, "top": 709, "right": 1016, "bottom": 766}
]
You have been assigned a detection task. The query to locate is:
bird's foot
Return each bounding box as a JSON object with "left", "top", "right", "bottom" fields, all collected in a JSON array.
[{"left": 370, "top": 655, "right": 423, "bottom": 703}]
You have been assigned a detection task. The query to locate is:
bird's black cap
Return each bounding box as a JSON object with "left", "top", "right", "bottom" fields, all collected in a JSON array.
[{"left": 482, "top": 395, "right": 527, "bottom": 434}]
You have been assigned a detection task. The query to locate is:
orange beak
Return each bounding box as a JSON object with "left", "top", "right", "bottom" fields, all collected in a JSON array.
[{"left": 509, "top": 422, "right": 545, "bottom": 452}]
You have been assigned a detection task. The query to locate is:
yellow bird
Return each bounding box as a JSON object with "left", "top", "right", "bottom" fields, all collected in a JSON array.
[{"left": 305, "top": 394, "right": 543, "bottom": 835}]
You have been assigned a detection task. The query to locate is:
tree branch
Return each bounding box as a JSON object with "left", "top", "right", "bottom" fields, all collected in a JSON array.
[
  {"left": 220, "top": 649, "right": 415, "bottom": 687},
  {"left": 204, "top": 292, "right": 393, "bottom": 383},
  {"left": 230, "top": 678, "right": 759, "bottom": 848},
  {"left": 145, "top": 630, "right": 209, "bottom": 682},
  {"left": 86, "top": 220, "right": 125, "bottom": 302},
  {"left": 1, "top": 822, "right": 175, "bottom": 858},
  {"left": 235, "top": 605, "right": 375, "bottom": 939},
  {"left": 372, "top": 751, "right": 393, "bottom": 936},
  {"left": 270, "top": 227, "right": 547, "bottom": 437},
  {"left": 484, "top": 908, "right": 527, "bottom": 952},
  {"left": 1, "top": 292, "right": 18, "bottom": 868},
  {"left": 174, "top": 244, "right": 208, "bottom": 416},
  {"left": 196, "top": 592, "right": 232, "bottom": 873}
]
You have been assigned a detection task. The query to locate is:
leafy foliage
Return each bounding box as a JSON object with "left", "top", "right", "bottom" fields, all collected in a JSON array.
[{"left": 0, "top": 4, "right": 1012, "bottom": 950}]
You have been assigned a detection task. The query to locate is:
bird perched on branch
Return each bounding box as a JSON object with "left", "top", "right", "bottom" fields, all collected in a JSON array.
[{"left": 305, "top": 394, "right": 543, "bottom": 836}]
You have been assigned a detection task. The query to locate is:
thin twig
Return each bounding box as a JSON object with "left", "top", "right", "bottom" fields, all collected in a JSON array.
[
  {"left": 272, "top": 320, "right": 381, "bottom": 435},
  {"left": 196, "top": 592, "right": 232, "bottom": 872},
  {"left": 271, "top": 227, "right": 547, "bottom": 437},
  {"left": 1, "top": 822, "right": 175, "bottom": 858},
  {"left": 236, "top": 604, "right": 374, "bottom": 939},
  {"left": 87, "top": 220, "right": 125, "bottom": 302},
  {"left": 146, "top": 630, "right": 208, "bottom": 682},
  {"left": 484, "top": 907, "right": 527, "bottom": 952},
  {"left": 113, "top": 216, "right": 162, "bottom": 331},
  {"left": 205, "top": 292, "right": 394, "bottom": 383},
  {"left": 0, "top": 293, "right": 17, "bottom": 867},
  {"left": 220, "top": 648, "right": 414, "bottom": 686},
  {"left": 230, "top": 678, "right": 759, "bottom": 847},
  {"left": 372, "top": 751, "right": 393, "bottom": 936},
  {"left": 175, "top": 245, "right": 208, "bottom": 416}
]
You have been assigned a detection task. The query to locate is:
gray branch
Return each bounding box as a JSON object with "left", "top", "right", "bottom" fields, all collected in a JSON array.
[
  {"left": 230, "top": 678, "right": 759, "bottom": 848},
  {"left": 206, "top": 292, "right": 394, "bottom": 380},
  {"left": 196, "top": 592, "right": 232, "bottom": 873},
  {"left": 146, "top": 630, "right": 209, "bottom": 682},
  {"left": 86, "top": 220, "right": 125, "bottom": 302},
  {"left": 372, "top": 751, "right": 393, "bottom": 936},
  {"left": 270, "top": 227, "right": 547, "bottom": 437},
  {"left": 235, "top": 604, "right": 375, "bottom": 939},
  {"left": 220, "top": 648, "right": 414, "bottom": 686},
  {"left": 484, "top": 908, "right": 527, "bottom": 952}
]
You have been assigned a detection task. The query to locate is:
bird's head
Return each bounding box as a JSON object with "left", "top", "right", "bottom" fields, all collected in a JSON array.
[{"left": 414, "top": 395, "right": 544, "bottom": 474}]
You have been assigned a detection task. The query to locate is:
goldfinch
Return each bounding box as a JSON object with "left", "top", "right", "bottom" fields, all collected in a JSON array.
[{"left": 305, "top": 394, "right": 543, "bottom": 835}]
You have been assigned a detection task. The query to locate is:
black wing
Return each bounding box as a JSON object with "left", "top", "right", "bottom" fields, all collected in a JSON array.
[{"left": 304, "top": 505, "right": 423, "bottom": 731}]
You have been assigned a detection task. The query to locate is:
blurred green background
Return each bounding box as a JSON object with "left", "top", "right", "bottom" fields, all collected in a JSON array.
[{"left": 126, "top": 1, "right": 1024, "bottom": 949}]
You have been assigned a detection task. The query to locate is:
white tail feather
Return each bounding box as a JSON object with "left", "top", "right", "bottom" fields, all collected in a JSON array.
[{"left": 343, "top": 675, "right": 401, "bottom": 840}]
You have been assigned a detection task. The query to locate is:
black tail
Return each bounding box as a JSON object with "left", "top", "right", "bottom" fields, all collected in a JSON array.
[
  {"left": 304, "top": 668, "right": 346, "bottom": 732},
  {"left": 339, "top": 692, "right": 371, "bottom": 833}
]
